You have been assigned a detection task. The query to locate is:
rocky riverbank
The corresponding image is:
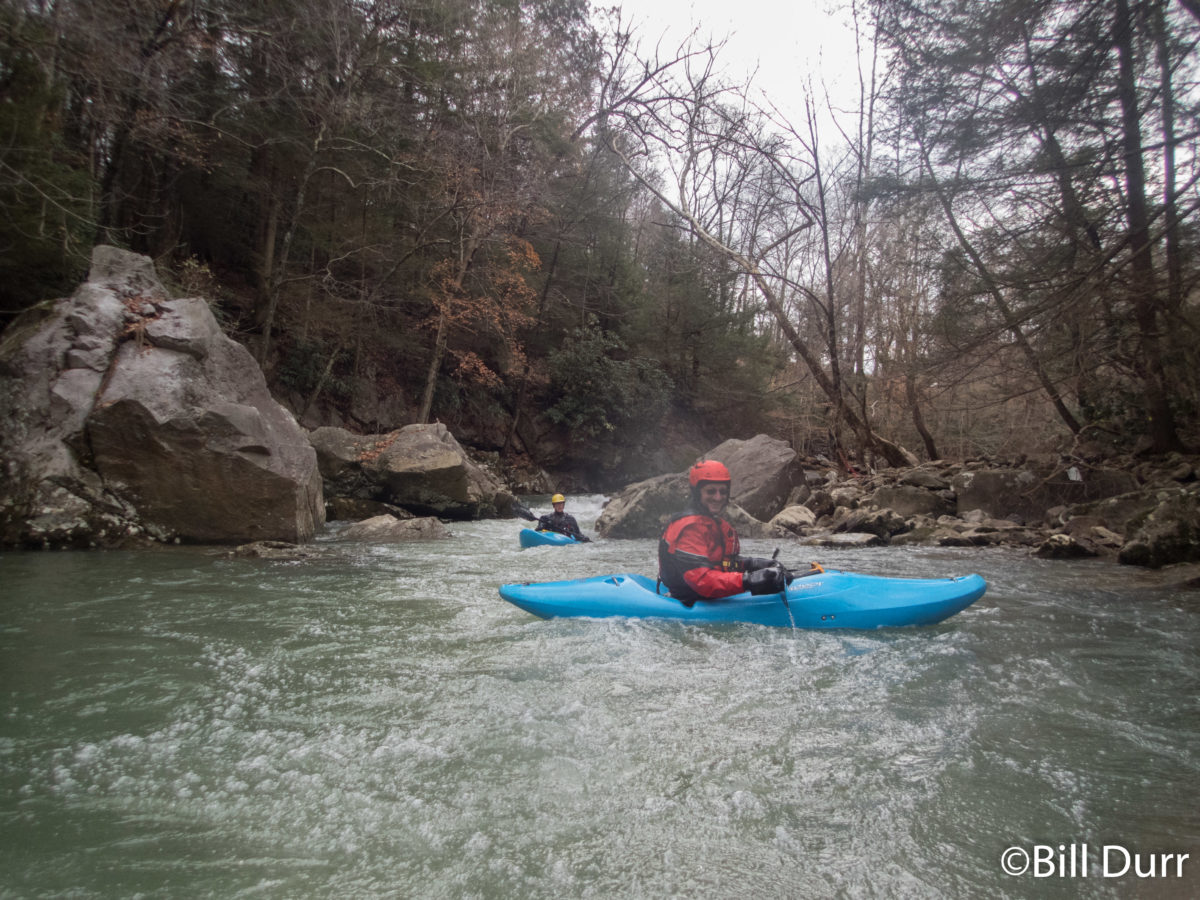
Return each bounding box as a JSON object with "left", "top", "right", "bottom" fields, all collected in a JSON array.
[
  {"left": 595, "top": 435, "right": 1200, "bottom": 579},
  {"left": 3, "top": 247, "right": 1197, "bottom": 581}
]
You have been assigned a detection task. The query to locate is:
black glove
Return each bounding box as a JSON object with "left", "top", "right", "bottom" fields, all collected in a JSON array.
[
  {"left": 739, "top": 556, "right": 775, "bottom": 572},
  {"left": 743, "top": 563, "right": 787, "bottom": 595}
]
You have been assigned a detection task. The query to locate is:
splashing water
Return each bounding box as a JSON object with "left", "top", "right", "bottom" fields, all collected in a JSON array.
[{"left": 2, "top": 495, "right": 1197, "bottom": 897}]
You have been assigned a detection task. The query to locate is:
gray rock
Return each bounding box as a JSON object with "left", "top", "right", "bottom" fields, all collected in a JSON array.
[
  {"left": 1035, "top": 533, "right": 1100, "bottom": 559},
  {"left": 703, "top": 434, "right": 799, "bottom": 521},
  {"left": 805, "top": 490, "right": 836, "bottom": 520},
  {"left": 785, "top": 483, "right": 812, "bottom": 506},
  {"left": 0, "top": 246, "right": 324, "bottom": 547},
  {"left": 836, "top": 507, "right": 910, "bottom": 539},
  {"left": 309, "top": 423, "right": 515, "bottom": 519},
  {"left": 899, "top": 468, "right": 950, "bottom": 490},
  {"left": 890, "top": 525, "right": 957, "bottom": 546},
  {"left": 595, "top": 472, "right": 688, "bottom": 539},
  {"left": 229, "top": 541, "right": 319, "bottom": 560},
  {"left": 953, "top": 466, "right": 1139, "bottom": 521},
  {"left": 372, "top": 424, "right": 512, "bottom": 518},
  {"left": 797, "top": 532, "right": 887, "bottom": 548},
  {"left": 872, "top": 484, "right": 955, "bottom": 518},
  {"left": 1118, "top": 488, "right": 1200, "bottom": 569},
  {"left": 722, "top": 502, "right": 791, "bottom": 540},
  {"left": 85, "top": 298, "right": 324, "bottom": 544},
  {"left": 830, "top": 485, "right": 863, "bottom": 510},
  {"left": 326, "top": 497, "right": 413, "bottom": 522},
  {"left": 769, "top": 505, "right": 818, "bottom": 534},
  {"left": 952, "top": 469, "right": 1039, "bottom": 519},
  {"left": 340, "top": 514, "right": 451, "bottom": 542},
  {"left": 309, "top": 426, "right": 389, "bottom": 498},
  {"left": 595, "top": 440, "right": 798, "bottom": 540},
  {"left": 1061, "top": 491, "right": 1163, "bottom": 534}
]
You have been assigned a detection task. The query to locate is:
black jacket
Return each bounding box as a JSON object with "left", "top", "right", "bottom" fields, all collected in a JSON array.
[{"left": 536, "top": 511, "right": 589, "bottom": 541}]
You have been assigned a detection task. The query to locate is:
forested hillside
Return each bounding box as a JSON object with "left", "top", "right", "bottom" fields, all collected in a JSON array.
[{"left": 3, "top": 0, "right": 1198, "bottom": 487}]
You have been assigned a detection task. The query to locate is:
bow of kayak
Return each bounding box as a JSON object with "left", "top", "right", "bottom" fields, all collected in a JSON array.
[
  {"left": 518, "top": 528, "right": 578, "bottom": 548},
  {"left": 498, "top": 569, "right": 986, "bottom": 629}
]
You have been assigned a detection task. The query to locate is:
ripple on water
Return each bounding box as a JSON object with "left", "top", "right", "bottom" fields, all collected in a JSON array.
[{"left": 1, "top": 511, "right": 1198, "bottom": 897}]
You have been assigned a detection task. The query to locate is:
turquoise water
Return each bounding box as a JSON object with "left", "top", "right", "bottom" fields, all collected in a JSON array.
[{"left": 2, "top": 495, "right": 1197, "bottom": 898}]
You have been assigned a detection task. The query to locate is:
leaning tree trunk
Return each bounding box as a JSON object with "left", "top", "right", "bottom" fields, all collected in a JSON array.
[
  {"left": 417, "top": 311, "right": 446, "bottom": 425},
  {"left": 918, "top": 139, "right": 1084, "bottom": 437}
]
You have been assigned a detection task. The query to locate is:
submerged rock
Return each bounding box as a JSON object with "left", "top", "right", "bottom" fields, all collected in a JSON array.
[{"left": 229, "top": 540, "right": 320, "bottom": 560}]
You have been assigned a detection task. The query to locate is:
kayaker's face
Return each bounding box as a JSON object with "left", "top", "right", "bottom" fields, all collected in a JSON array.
[
  {"left": 553, "top": 502, "right": 565, "bottom": 513},
  {"left": 700, "top": 483, "right": 729, "bottom": 515}
]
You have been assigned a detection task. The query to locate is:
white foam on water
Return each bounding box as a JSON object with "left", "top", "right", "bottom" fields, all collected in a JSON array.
[{"left": 2, "top": 519, "right": 1197, "bottom": 896}]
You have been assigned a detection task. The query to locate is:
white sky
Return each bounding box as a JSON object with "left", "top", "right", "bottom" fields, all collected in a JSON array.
[{"left": 611, "top": 0, "right": 869, "bottom": 118}]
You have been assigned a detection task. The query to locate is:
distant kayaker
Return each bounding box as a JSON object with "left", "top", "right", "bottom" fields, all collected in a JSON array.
[
  {"left": 537, "top": 493, "right": 592, "bottom": 542},
  {"left": 658, "top": 460, "right": 789, "bottom": 604}
]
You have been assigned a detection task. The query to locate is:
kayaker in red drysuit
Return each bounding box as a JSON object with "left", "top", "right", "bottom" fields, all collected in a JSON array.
[{"left": 658, "top": 460, "right": 789, "bottom": 604}]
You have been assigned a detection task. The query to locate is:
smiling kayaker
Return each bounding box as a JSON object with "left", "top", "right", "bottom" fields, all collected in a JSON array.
[{"left": 657, "top": 460, "right": 789, "bottom": 605}]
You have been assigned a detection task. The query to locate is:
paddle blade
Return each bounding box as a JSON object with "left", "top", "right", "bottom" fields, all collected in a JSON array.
[{"left": 513, "top": 503, "right": 537, "bottom": 521}]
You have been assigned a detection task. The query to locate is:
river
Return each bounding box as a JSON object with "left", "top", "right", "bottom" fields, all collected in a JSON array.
[{"left": 2, "top": 494, "right": 1197, "bottom": 898}]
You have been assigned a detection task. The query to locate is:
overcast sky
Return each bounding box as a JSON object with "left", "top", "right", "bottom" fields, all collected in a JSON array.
[{"left": 611, "top": 0, "right": 867, "bottom": 118}]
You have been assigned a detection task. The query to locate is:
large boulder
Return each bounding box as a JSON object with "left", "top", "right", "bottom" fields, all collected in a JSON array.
[
  {"left": 705, "top": 434, "right": 800, "bottom": 521},
  {"left": 594, "top": 456, "right": 789, "bottom": 541},
  {"left": 0, "top": 246, "right": 324, "bottom": 546},
  {"left": 309, "top": 423, "right": 515, "bottom": 519},
  {"left": 594, "top": 472, "right": 688, "bottom": 539}
]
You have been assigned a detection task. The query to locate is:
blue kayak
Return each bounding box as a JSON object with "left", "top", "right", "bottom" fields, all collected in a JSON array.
[
  {"left": 519, "top": 528, "right": 579, "bottom": 548},
  {"left": 498, "top": 570, "right": 986, "bottom": 629}
]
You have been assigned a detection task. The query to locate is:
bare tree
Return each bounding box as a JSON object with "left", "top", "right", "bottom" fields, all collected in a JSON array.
[
  {"left": 872, "top": 0, "right": 1200, "bottom": 453},
  {"left": 584, "top": 23, "right": 917, "bottom": 466}
]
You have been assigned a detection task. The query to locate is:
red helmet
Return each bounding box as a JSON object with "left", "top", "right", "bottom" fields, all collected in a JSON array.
[{"left": 689, "top": 459, "right": 731, "bottom": 487}]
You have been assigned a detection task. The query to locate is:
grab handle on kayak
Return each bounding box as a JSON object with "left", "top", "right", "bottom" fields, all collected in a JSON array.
[{"left": 785, "top": 561, "right": 825, "bottom": 579}]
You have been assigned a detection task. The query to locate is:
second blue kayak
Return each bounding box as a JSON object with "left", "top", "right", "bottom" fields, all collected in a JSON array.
[
  {"left": 498, "top": 569, "right": 986, "bottom": 629},
  {"left": 518, "top": 528, "right": 579, "bottom": 548}
]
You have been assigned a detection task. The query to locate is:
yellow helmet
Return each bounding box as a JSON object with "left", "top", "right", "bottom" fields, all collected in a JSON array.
[{"left": 551, "top": 493, "right": 566, "bottom": 504}]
